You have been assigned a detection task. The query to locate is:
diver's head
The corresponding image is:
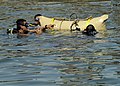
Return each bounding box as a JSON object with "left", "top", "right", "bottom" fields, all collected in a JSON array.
[
  {"left": 82, "top": 24, "right": 98, "bottom": 36},
  {"left": 34, "top": 14, "right": 42, "bottom": 26},
  {"left": 16, "top": 19, "right": 27, "bottom": 26},
  {"left": 34, "top": 14, "right": 42, "bottom": 21},
  {"left": 16, "top": 19, "right": 28, "bottom": 29}
]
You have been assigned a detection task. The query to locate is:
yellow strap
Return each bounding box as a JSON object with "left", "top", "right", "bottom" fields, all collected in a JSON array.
[
  {"left": 86, "top": 16, "right": 93, "bottom": 26},
  {"left": 86, "top": 19, "right": 90, "bottom": 26},
  {"left": 29, "top": 24, "right": 35, "bottom": 27},
  {"left": 51, "top": 18, "right": 55, "bottom": 24},
  {"left": 50, "top": 18, "right": 55, "bottom": 34}
]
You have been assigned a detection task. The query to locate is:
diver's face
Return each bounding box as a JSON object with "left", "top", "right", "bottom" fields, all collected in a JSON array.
[
  {"left": 23, "top": 21, "right": 27, "bottom": 26},
  {"left": 19, "top": 21, "right": 28, "bottom": 30},
  {"left": 35, "top": 16, "right": 40, "bottom": 21},
  {"left": 35, "top": 16, "right": 41, "bottom": 25}
]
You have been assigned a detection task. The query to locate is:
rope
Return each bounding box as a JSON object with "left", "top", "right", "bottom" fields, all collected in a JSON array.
[{"left": 69, "top": 13, "right": 78, "bottom": 21}]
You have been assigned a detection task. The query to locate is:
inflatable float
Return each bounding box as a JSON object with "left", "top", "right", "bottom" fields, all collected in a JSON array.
[{"left": 38, "top": 14, "right": 108, "bottom": 31}]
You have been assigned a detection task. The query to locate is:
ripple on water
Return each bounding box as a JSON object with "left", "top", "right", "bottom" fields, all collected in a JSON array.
[{"left": 0, "top": 0, "right": 120, "bottom": 86}]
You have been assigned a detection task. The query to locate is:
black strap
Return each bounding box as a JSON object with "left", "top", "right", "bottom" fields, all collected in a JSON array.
[{"left": 70, "top": 19, "right": 80, "bottom": 32}]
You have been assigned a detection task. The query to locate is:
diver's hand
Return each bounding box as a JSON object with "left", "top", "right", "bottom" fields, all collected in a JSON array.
[{"left": 45, "top": 24, "right": 55, "bottom": 29}]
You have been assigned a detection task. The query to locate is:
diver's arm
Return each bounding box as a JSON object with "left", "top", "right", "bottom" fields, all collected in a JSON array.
[{"left": 41, "top": 24, "right": 55, "bottom": 32}]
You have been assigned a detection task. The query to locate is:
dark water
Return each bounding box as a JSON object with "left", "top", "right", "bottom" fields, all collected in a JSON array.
[{"left": 0, "top": 0, "right": 120, "bottom": 86}]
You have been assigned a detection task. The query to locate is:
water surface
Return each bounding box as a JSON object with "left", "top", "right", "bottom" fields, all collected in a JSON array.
[{"left": 0, "top": 0, "right": 120, "bottom": 86}]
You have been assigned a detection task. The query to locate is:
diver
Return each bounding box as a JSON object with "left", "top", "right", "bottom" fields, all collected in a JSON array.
[
  {"left": 7, "top": 18, "right": 54, "bottom": 36},
  {"left": 7, "top": 14, "right": 54, "bottom": 35},
  {"left": 26, "top": 14, "right": 42, "bottom": 29},
  {"left": 82, "top": 24, "right": 98, "bottom": 36}
]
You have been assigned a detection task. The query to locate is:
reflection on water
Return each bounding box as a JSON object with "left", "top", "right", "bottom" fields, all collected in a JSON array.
[{"left": 0, "top": 0, "right": 120, "bottom": 86}]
